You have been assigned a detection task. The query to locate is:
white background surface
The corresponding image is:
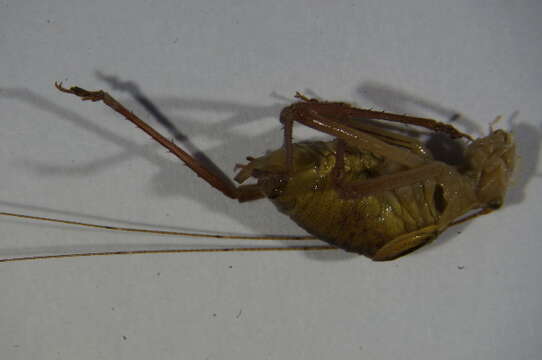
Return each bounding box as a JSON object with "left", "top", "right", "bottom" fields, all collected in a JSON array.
[{"left": 1, "top": 1, "right": 541, "bottom": 359}]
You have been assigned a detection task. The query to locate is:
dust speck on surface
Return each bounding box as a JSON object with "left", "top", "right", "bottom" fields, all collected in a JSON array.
[
  {"left": 122, "top": 336, "right": 127, "bottom": 341},
  {"left": 236, "top": 309, "right": 242, "bottom": 319},
  {"left": 457, "top": 265, "right": 465, "bottom": 270}
]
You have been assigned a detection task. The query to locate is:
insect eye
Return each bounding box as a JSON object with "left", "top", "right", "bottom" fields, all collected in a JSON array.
[{"left": 433, "top": 184, "right": 447, "bottom": 214}]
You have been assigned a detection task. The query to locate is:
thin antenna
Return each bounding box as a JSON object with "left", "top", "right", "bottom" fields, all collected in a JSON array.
[
  {"left": 0, "top": 246, "right": 337, "bottom": 263},
  {"left": 0, "top": 211, "right": 316, "bottom": 240},
  {"left": 0, "top": 211, "right": 334, "bottom": 263}
]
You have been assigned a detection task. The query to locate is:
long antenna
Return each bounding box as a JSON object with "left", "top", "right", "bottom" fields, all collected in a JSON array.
[
  {"left": 0, "top": 210, "right": 333, "bottom": 263},
  {"left": 0, "top": 246, "right": 337, "bottom": 263},
  {"left": 0, "top": 211, "right": 316, "bottom": 240}
]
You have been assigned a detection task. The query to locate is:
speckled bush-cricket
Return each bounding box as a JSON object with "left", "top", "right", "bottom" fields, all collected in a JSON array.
[{"left": 0, "top": 83, "right": 516, "bottom": 262}]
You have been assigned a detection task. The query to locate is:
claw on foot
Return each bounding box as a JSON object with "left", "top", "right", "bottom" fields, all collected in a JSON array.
[{"left": 54, "top": 81, "right": 104, "bottom": 102}]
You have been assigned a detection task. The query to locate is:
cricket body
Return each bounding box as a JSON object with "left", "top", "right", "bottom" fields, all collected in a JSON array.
[{"left": 53, "top": 84, "right": 515, "bottom": 261}]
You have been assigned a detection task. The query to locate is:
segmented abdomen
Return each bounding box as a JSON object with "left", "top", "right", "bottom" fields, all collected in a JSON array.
[{"left": 269, "top": 145, "right": 443, "bottom": 257}]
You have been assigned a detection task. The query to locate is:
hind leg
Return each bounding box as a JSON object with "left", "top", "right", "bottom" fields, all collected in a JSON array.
[{"left": 56, "top": 82, "right": 263, "bottom": 202}]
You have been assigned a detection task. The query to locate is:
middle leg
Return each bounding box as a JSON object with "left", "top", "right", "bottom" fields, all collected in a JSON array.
[
  {"left": 280, "top": 102, "right": 429, "bottom": 172},
  {"left": 293, "top": 94, "right": 474, "bottom": 140}
]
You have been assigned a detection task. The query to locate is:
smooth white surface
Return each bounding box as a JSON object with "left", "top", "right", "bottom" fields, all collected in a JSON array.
[{"left": 1, "top": 1, "right": 541, "bottom": 359}]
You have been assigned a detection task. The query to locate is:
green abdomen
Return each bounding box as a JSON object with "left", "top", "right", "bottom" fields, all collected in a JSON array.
[{"left": 266, "top": 143, "right": 442, "bottom": 257}]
